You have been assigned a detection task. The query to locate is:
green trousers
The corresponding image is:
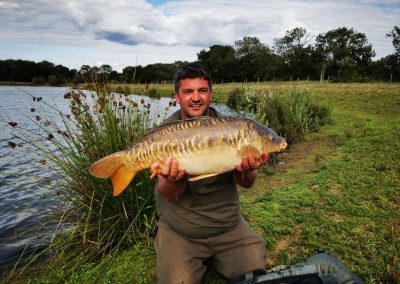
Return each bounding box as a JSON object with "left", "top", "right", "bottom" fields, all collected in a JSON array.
[{"left": 154, "top": 217, "right": 266, "bottom": 284}]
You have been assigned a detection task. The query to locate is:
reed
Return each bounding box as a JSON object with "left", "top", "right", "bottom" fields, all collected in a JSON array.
[{"left": 6, "top": 79, "right": 168, "bottom": 281}]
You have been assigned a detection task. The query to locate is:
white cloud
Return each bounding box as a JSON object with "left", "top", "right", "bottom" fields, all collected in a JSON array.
[{"left": 0, "top": 0, "right": 399, "bottom": 70}]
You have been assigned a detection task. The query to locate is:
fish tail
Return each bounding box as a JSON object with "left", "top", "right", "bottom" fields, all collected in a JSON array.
[{"left": 89, "top": 151, "right": 136, "bottom": 196}]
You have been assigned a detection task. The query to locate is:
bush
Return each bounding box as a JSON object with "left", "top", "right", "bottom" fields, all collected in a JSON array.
[
  {"left": 226, "top": 87, "right": 260, "bottom": 114},
  {"left": 257, "top": 88, "right": 332, "bottom": 143},
  {"left": 227, "top": 87, "right": 332, "bottom": 143},
  {"left": 226, "top": 88, "right": 244, "bottom": 110},
  {"left": 147, "top": 87, "right": 161, "bottom": 99}
]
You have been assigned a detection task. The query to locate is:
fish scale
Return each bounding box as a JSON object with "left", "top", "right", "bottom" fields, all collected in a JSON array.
[{"left": 89, "top": 116, "right": 287, "bottom": 196}]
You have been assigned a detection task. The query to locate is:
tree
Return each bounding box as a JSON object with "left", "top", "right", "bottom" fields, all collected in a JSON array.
[
  {"left": 79, "top": 65, "right": 91, "bottom": 75},
  {"left": 382, "top": 26, "right": 400, "bottom": 83},
  {"left": 98, "top": 64, "right": 117, "bottom": 82},
  {"left": 386, "top": 26, "right": 400, "bottom": 55},
  {"left": 99, "top": 64, "right": 112, "bottom": 75},
  {"left": 122, "top": 66, "right": 138, "bottom": 83},
  {"left": 274, "top": 27, "right": 311, "bottom": 54},
  {"left": 140, "top": 63, "right": 177, "bottom": 83},
  {"left": 370, "top": 54, "right": 400, "bottom": 82},
  {"left": 36, "top": 60, "right": 55, "bottom": 80},
  {"left": 0, "top": 59, "right": 76, "bottom": 83},
  {"left": 52, "top": 64, "right": 73, "bottom": 84},
  {"left": 235, "top": 36, "right": 266, "bottom": 58},
  {"left": 273, "top": 27, "right": 318, "bottom": 80},
  {"left": 315, "top": 27, "right": 375, "bottom": 81},
  {"left": 234, "top": 36, "right": 275, "bottom": 82},
  {"left": 197, "top": 45, "right": 236, "bottom": 83}
]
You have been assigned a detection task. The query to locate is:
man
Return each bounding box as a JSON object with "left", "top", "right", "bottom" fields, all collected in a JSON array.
[{"left": 151, "top": 63, "right": 269, "bottom": 283}]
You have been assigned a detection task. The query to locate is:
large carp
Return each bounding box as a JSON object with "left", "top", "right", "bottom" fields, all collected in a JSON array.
[{"left": 89, "top": 116, "right": 287, "bottom": 196}]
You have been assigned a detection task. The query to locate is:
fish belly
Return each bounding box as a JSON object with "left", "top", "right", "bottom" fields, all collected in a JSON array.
[{"left": 177, "top": 145, "right": 241, "bottom": 176}]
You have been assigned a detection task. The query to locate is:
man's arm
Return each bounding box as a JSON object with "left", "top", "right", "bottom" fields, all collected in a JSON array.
[
  {"left": 151, "top": 158, "right": 186, "bottom": 201},
  {"left": 234, "top": 152, "right": 269, "bottom": 188}
]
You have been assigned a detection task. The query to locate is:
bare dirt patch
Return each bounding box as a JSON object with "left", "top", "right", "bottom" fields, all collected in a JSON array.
[
  {"left": 241, "top": 133, "right": 338, "bottom": 201},
  {"left": 265, "top": 227, "right": 303, "bottom": 266},
  {"left": 330, "top": 183, "right": 342, "bottom": 196}
]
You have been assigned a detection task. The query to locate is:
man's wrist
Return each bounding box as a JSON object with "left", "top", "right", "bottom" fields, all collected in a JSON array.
[
  {"left": 236, "top": 168, "right": 257, "bottom": 175},
  {"left": 157, "top": 176, "right": 186, "bottom": 201}
]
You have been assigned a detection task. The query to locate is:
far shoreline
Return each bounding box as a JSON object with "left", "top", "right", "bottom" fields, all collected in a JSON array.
[{"left": 0, "top": 81, "right": 69, "bottom": 87}]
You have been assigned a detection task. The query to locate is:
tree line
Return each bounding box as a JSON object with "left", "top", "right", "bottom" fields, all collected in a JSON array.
[{"left": 1, "top": 26, "right": 399, "bottom": 84}]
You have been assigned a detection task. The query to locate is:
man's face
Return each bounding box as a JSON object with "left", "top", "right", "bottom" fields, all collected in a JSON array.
[{"left": 175, "top": 77, "right": 212, "bottom": 119}]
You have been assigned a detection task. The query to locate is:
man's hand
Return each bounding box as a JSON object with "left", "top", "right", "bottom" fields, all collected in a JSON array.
[
  {"left": 151, "top": 157, "right": 186, "bottom": 201},
  {"left": 235, "top": 152, "right": 269, "bottom": 173},
  {"left": 234, "top": 152, "right": 269, "bottom": 188}
]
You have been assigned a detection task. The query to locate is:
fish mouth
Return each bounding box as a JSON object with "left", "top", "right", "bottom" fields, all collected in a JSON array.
[{"left": 277, "top": 141, "right": 288, "bottom": 152}]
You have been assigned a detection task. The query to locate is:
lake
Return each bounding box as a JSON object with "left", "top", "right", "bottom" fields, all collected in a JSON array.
[{"left": 0, "top": 86, "right": 234, "bottom": 268}]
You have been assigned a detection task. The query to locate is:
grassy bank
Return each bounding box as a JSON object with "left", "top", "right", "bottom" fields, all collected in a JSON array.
[
  {"left": 5, "top": 82, "right": 400, "bottom": 283},
  {"left": 240, "top": 83, "right": 400, "bottom": 283}
]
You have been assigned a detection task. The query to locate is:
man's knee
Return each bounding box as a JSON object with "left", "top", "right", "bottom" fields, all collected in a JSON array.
[
  {"left": 157, "top": 266, "right": 205, "bottom": 284},
  {"left": 214, "top": 242, "right": 266, "bottom": 279}
]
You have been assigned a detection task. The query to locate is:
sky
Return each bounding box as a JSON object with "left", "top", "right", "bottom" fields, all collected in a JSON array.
[{"left": 1, "top": 0, "right": 399, "bottom": 72}]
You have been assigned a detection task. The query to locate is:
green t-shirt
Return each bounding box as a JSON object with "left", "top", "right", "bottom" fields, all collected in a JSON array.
[{"left": 155, "top": 108, "right": 241, "bottom": 238}]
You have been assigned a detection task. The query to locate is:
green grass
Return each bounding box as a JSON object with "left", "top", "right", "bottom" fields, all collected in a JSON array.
[
  {"left": 4, "top": 82, "right": 400, "bottom": 283},
  {"left": 240, "top": 83, "right": 400, "bottom": 283}
]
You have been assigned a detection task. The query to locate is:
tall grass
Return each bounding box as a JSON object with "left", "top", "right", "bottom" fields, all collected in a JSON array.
[
  {"left": 7, "top": 80, "right": 168, "bottom": 281},
  {"left": 227, "top": 86, "right": 332, "bottom": 143}
]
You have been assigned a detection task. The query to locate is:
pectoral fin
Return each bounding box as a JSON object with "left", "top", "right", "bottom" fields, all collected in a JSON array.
[
  {"left": 111, "top": 166, "right": 136, "bottom": 196},
  {"left": 89, "top": 151, "right": 135, "bottom": 196},
  {"left": 188, "top": 173, "right": 218, "bottom": 182},
  {"left": 150, "top": 167, "right": 162, "bottom": 179},
  {"left": 239, "top": 145, "right": 261, "bottom": 157}
]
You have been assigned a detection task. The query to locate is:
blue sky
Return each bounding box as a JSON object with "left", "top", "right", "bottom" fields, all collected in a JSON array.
[
  {"left": 146, "top": 0, "right": 168, "bottom": 7},
  {"left": 0, "top": 0, "right": 399, "bottom": 72}
]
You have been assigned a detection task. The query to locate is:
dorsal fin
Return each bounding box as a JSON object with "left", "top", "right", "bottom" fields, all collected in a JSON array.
[{"left": 137, "top": 116, "right": 241, "bottom": 143}]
